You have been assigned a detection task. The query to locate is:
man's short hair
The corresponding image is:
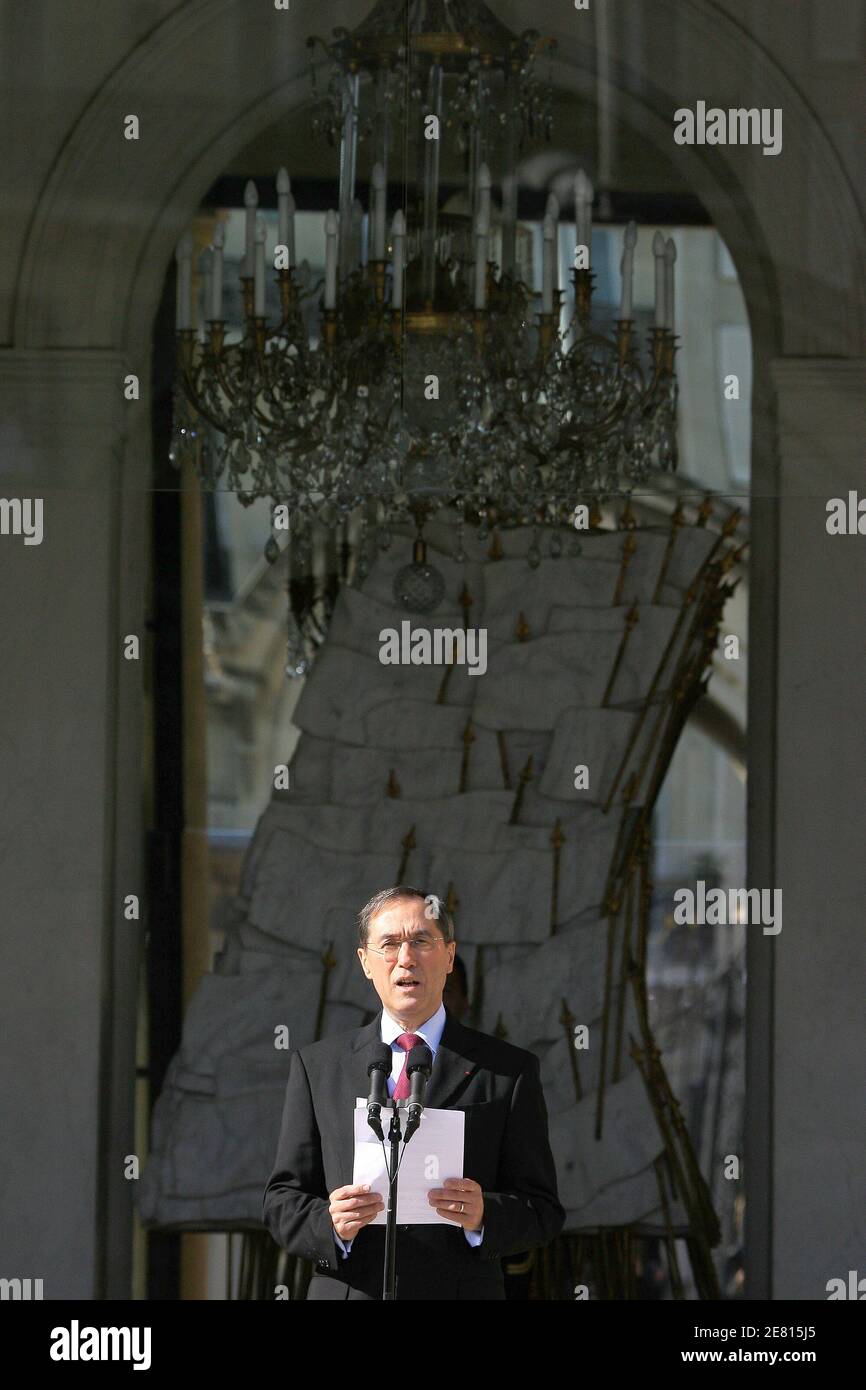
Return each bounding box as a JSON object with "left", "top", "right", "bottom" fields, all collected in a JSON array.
[{"left": 357, "top": 885, "right": 455, "bottom": 948}]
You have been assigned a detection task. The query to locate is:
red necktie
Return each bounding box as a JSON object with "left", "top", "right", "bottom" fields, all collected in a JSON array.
[{"left": 393, "top": 1032, "right": 424, "bottom": 1099}]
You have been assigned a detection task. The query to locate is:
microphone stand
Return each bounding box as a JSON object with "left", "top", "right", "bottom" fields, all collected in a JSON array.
[
  {"left": 380, "top": 1045, "right": 432, "bottom": 1301},
  {"left": 382, "top": 1100, "right": 403, "bottom": 1302}
]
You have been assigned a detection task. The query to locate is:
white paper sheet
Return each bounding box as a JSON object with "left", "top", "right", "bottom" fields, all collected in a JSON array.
[{"left": 352, "top": 1100, "right": 465, "bottom": 1225}]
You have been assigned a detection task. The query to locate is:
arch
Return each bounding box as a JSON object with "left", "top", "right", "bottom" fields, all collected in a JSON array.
[{"left": 15, "top": 0, "right": 865, "bottom": 360}]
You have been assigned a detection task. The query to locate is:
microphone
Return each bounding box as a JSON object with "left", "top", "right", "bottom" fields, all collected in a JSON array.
[
  {"left": 402, "top": 1043, "right": 433, "bottom": 1144},
  {"left": 366, "top": 1042, "right": 392, "bottom": 1141}
]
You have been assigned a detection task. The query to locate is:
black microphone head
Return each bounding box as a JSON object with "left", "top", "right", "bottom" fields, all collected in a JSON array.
[
  {"left": 406, "top": 1043, "right": 433, "bottom": 1076},
  {"left": 367, "top": 1041, "right": 393, "bottom": 1077}
]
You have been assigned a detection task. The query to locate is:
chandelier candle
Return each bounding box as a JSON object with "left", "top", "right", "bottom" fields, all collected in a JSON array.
[
  {"left": 653, "top": 231, "right": 667, "bottom": 328},
  {"left": 619, "top": 220, "right": 637, "bottom": 321},
  {"left": 276, "top": 167, "right": 295, "bottom": 266},
  {"left": 474, "top": 211, "right": 489, "bottom": 312},
  {"left": 474, "top": 162, "right": 492, "bottom": 304},
  {"left": 243, "top": 179, "right": 258, "bottom": 279},
  {"left": 542, "top": 213, "right": 556, "bottom": 314},
  {"left": 477, "top": 161, "right": 492, "bottom": 227},
  {"left": 391, "top": 210, "right": 405, "bottom": 312},
  {"left": 421, "top": 61, "right": 443, "bottom": 303},
  {"left": 252, "top": 217, "right": 266, "bottom": 318},
  {"left": 324, "top": 210, "right": 338, "bottom": 310},
  {"left": 351, "top": 199, "right": 364, "bottom": 271},
  {"left": 200, "top": 248, "right": 212, "bottom": 341},
  {"left": 574, "top": 168, "right": 593, "bottom": 262},
  {"left": 501, "top": 171, "right": 517, "bottom": 274},
  {"left": 338, "top": 68, "right": 361, "bottom": 277},
  {"left": 664, "top": 238, "right": 677, "bottom": 334},
  {"left": 210, "top": 222, "right": 224, "bottom": 321},
  {"left": 372, "top": 162, "right": 386, "bottom": 263}
]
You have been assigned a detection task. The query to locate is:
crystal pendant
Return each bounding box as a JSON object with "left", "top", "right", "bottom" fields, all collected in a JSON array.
[
  {"left": 285, "top": 615, "right": 309, "bottom": 678},
  {"left": 168, "top": 423, "right": 186, "bottom": 469},
  {"left": 285, "top": 643, "right": 309, "bottom": 678},
  {"left": 393, "top": 561, "right": 445, "bottom": 614},
  {"left": 549, "top": 532, "right": 563, "bottom": 558},
  {"left": 264, "top": 536, "right": 280, "bottom": 564}
]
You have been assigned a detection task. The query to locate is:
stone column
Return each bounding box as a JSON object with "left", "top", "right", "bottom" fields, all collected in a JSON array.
[
  {"left": 0, "top": 350, "right": 148, "bottom": 1298},
  {"left": 754, "top": 359, "right": 866, "bottom": 1299}
]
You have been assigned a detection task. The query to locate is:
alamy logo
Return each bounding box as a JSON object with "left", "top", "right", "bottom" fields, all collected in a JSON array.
[
  {"left": 49, "top": 1320, "right": 152, "bottom": 1370},
  {"left": 826, "top": 491, "right": 866, "bottom": 535},
  {"left": 674, "top": 102, "right": 782, "bottom": 156},
  {"left": 0, "top": 1276, "right": 43, "bottom": 1299},
  {"left": 0, "top": 497, "right": 43, "bottom": 545},
  {"left": 378, "top": 622, "right": 487, "bottom": 676},
  {"left": 826, "top": 1270, "right": 866, "bottom": 1299},
  {"left": 673, "top": 880, "right": 782, "bottom": 935}
]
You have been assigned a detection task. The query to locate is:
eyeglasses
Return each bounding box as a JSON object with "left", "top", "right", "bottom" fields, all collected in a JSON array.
[{"left": 365, "top": 933, "right": 445, "bottom": 962}]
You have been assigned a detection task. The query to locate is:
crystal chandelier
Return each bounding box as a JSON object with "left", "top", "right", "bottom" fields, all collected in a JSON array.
[{"left": 171, "top": 0, "right": 679, "bottom": 666}]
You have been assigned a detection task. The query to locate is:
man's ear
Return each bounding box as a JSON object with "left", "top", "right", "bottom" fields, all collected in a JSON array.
[{"left": 357, "top": 946, "right": 371, "bottom": 978}]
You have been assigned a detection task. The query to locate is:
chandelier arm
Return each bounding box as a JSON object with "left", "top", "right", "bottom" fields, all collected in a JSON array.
[
  {"left": 242, "top": 353, "right": 310, "bottom": 433},
  {"left": 637, "top": 375, "right": 665, "bottom": 413},
  {"left": 178, "top": 369, "right": 236, "bottom": 437},
  {"left": 503, "top": 428, "right": 553, "bottom": 473},
  {"left": 269, "top": 410, "right": 344, "bottom": 463},
  {"left": 482, "top": 380, "right": 643, "bottom": 467},
  {"left": 184, "top": 358, "right": 335, "bottom": 459},
  {"left": 263, "top": 322, "right": 313, "bottom": 360},
  {"left": 248, "top": 400, "right": 280, "bottom": 431},
  {"left": 637, "top": 343, "right": 673, "bottom": 409},
  {"left": 211, "top": 357, "right": 245, "bottom": 410},
  {"left": 553, "top": 385, "right": 636, "bottom": 449},
  {"left": 257, "top": 347, "right": 322, "bottom": 413},
  {"left": 197, "top": 366, "right": 262, "bottom": 431},
  {"left": 190, "top": 342, "right": 255, "bottom": 414}
]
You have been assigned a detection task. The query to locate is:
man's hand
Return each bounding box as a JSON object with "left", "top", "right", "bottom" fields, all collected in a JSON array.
[
  {"left": 329, "top": 1183, "right": 384, "bottom": 1241},
  {"left": 427, "top": 1177, "right": 484, "bottom": 1232}
]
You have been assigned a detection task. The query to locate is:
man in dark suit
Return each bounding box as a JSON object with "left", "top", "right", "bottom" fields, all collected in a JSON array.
[{"left": 262, "top": 885, "right": 565, "bottom": 1300}]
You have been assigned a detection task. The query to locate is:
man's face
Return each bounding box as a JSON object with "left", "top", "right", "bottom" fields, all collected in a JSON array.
[{"left": 358, "top": 896, "right": 456, "bottom": 1027}]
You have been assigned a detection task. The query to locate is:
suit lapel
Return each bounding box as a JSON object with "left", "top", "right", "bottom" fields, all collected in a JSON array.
[
  {"left": 425, "top": 1008, "right": 481, "bottom": 1110},
  {"left": 344, "top": 1014, "right": 384, "bottom": 1183}
]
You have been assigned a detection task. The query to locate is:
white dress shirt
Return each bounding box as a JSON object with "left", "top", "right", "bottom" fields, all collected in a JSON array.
[{"left": 333, "top": 1002, "right": 484, "bottom": 1257}]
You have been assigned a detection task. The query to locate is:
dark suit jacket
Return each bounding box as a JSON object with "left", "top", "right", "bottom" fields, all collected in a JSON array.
[{"left": 262, "top": 1005, "right": 565, "bottom": 1300}]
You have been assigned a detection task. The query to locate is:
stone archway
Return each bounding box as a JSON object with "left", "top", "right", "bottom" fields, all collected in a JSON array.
[{"left": 16, "top": 0, "right": 864, "bottom": 359}]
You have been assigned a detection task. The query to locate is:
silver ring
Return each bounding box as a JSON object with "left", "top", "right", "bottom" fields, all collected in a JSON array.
[{"left": 459, "top": 1202, "right": 465, "bottom": 1213}]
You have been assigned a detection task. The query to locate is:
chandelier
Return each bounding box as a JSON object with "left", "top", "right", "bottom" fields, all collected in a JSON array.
[{"left": 170, "top": 0, "right": 679, "bottom": 667}]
